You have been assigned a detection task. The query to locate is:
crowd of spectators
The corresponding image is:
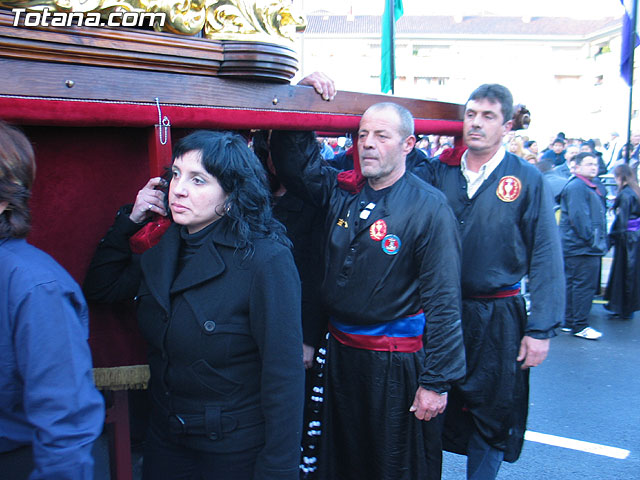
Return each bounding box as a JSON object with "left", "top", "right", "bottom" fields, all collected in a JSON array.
[{"left": 508, "top": 131, "right": 640, "bottom": 340}]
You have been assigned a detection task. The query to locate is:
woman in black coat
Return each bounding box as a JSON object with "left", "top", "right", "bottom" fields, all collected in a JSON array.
[
  {"left": 84, "top": 131, "right": 304, "bottom": 480},
  {"left": 605, "top": 164, "right": 640, "bottom": 320}
]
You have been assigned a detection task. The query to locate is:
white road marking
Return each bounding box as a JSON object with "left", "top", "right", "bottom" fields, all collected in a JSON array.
[{"left": 525, "top": 431, "right": 630, "bottom": 459}]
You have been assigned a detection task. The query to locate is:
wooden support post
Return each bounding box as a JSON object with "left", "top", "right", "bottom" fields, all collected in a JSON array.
[
  {"left": 94, "top": 366, "right": 149, "bottom": 480},
  {"left": 105, "top": 390, "right": 133, "bottom": 480}
]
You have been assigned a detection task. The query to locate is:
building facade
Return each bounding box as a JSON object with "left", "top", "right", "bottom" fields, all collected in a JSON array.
[{"left": 295, "top": 13, "right": 629, "bottom": 146}]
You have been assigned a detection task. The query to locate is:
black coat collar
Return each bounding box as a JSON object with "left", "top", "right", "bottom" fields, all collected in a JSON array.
[{"left": 140, "top": 219, "right": 241, "bottom": 311}]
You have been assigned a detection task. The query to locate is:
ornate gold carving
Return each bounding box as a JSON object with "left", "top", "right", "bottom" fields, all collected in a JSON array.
[{"left": 0, "top": 0, "right": 306, "bottom": 44}]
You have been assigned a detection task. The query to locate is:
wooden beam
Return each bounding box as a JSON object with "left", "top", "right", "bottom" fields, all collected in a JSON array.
[{"left": 0, "top": 57, "right": 463, "bottom": 120}]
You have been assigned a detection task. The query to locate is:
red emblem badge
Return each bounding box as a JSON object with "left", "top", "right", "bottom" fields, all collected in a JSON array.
[
  {"left": 496, "top": 176, "right": 522, "bottom": 202},
  {"left": 370, "top": 219, "right": 388, "bottom": 241}
]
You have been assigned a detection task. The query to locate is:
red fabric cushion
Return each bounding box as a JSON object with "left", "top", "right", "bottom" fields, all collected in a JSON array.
[
  {"left": 129, "top": 216, "right": 171, "bottom": 254},
  {"left": 439, "top": 146, "right": 468, "bottom": 166},
  {"left": 0, "top": 97, "right": 463, "bottom": 135}
]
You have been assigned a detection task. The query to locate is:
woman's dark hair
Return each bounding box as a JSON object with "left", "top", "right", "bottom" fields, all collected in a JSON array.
[
  {"left": 171, "top": 130, "right": 290, "bottom": 253},
  {"left": 614, "top": 163, "right": 640, "bottom": 200},
  {"left": 0, "top": 121, "right": 35, "bottom": 239},
  {"left": 251, "top": 130, "right": 281, "bottom": 193}
]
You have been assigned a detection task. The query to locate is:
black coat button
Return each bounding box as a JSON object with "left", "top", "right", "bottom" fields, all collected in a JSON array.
[{"left": 203, "top": 320, "right": 216, "bottom": 332}]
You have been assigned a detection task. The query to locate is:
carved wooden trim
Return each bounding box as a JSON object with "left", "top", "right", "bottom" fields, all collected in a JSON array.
[
  {"left": 0, "top": 9, "right": 300, "bottom": 81},
  {"left": 218, "top": 41, "right": 299, "bottom": 82}
]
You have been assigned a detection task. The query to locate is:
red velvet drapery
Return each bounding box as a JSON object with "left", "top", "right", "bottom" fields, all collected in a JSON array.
[{"left": 0, "top": 96, "right": 463, "bottom": 135}]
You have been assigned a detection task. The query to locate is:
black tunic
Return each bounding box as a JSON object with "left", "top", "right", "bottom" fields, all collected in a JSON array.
[
  {"left": 605, "top": 186, "right": 640, "bottom": 316},
  {"left": 424, "top": 151, "right": 564, "bottom": 462},
  {"left": 272, "top": 191, "right": 327, "bottom": 347},
  {"left": 270, "top": 130, "right": 466, "bottom": 480}
]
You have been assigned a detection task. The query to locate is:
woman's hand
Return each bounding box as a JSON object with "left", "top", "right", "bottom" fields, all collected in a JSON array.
[{"left": 129, "top": 177, "right": 168, "bottom": 224}]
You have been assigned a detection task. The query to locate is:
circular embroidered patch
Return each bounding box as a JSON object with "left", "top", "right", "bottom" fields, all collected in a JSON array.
[
  {"left": 496, "top": 176, "right": 522, "bottom": 202},
  {"left": 369, "top": 219, "right": 388, "bottom": 241},
  {"left": 382, "top": 234, "right": 401, "bottom": 255}
]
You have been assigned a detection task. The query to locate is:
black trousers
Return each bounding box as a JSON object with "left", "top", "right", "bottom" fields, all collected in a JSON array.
[
  {"left": 0, "top": 446, "right": 32, "bottom": 480},
  {"left": 142, "top": 420, "right": 260, "bottom": 480},
  {"left": 564, "top": 255, "right": 601, "bottom": 332}
]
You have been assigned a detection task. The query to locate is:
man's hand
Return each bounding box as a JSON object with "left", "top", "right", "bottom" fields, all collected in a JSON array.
[
  {"left": 517, "top": 336, "right": 550, "bottom": 369},
  {"left": 302, "top": 343, "right": 315, "bottom": 369},
  {"left": 409, "top": 386, "right": 447, "bottom": 421},
  {"left": 298, "top": 72, "right": 336, "bottom": 101}
]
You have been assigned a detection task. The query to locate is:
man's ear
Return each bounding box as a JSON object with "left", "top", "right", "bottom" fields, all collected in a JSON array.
[
  {"left": 503, "top": 120, "right": 513, "bottom": 135},
  {"left": 404, "top": 135, "right": 416, "bottom": 154}
]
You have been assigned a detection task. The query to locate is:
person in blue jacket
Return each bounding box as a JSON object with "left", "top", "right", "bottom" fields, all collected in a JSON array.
[{"left": 0, "top": 121, "right": 105, "bottom": 479}]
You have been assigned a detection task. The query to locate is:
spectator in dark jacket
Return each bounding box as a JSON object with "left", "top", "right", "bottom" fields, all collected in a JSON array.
[
  {"left": 536, "top": 159, "right": 567, "bottom": 205},
  {"left": 553, "top": 144, "right": 579, "bottom": 179},
  {"left": 559, "top": 152, "right": 608, "bottom": 340},
  {"left": 541, "top": 137, "right": 566, "bottom": 166},
  {"left": 580, "top": 140, "right": 608, "bottom": 176}
]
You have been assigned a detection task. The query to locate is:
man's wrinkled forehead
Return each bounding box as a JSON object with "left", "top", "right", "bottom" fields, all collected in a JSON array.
[{"left": 359, "top": 107, "right": 399, "bottom": 131}]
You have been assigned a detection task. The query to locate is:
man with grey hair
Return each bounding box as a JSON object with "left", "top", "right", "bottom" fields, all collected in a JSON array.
[
  {"left": 423, "top": 83, "right": 564, "bottom": 480},
  {"left": 270, "top": 73, "right": 465, "bottom": 480}
]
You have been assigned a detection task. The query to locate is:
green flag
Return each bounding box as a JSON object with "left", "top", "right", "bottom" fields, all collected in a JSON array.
[{"left": 381, "top": 0, "right": 404, "bottom": 94}]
